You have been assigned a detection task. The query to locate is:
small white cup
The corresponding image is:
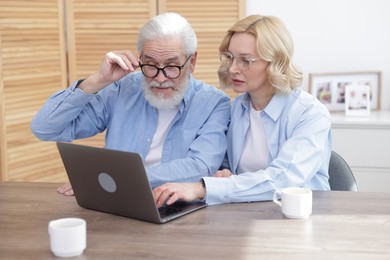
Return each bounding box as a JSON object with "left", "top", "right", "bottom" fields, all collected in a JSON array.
[
  {"left": 273, "top": 187, "right": 312, "bottom": 219},
  {"left": 48, "top": 218, "right": 87, "bottom": 257}
]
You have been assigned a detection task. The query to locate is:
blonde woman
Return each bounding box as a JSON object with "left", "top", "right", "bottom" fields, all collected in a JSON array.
[{"left": 153, "top": 14, "right": 332, "bottom": 206}]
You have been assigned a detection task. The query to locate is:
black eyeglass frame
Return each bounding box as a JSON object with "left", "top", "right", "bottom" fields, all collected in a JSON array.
[{"left": 139, "top": 55, "right": 192, "bottom": 79}]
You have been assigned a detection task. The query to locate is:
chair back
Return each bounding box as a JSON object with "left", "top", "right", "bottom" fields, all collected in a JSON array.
[{"left": 328, "top": 151, "right": 359, "bottom": 191}]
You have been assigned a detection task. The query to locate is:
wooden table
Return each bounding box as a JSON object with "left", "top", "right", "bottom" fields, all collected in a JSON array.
[{"left": 1, "top": 182, "right": 390, "bottom": 259}]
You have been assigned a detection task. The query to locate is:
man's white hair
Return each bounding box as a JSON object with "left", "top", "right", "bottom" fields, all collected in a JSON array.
[{"left": 137, "top": 12, "right": 197, "bottom": 56}]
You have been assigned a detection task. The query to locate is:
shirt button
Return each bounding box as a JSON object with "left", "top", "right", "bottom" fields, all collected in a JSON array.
[{"left": 147, "top": 138, "right": 151, "bottom": 142}]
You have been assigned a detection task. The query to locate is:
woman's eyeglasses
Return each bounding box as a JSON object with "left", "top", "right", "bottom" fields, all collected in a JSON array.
[{"left": 219, "top": 52, "right": 261, "bottom": 71}]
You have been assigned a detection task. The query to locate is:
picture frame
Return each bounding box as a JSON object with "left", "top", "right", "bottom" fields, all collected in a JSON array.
[
  {"left": 345, "top": 84, "right": 370, "bottom": 116},
  {"left": 308, "top": 71, "right": 381, "bottom": 111}
]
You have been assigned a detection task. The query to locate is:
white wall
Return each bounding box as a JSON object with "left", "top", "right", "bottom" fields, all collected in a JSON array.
[{"left": 247, "top": 0, "right": 390, "bottom": 109}]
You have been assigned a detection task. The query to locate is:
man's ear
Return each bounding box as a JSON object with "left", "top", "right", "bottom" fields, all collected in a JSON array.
[{"left": 189, "top": 51, "right": 197, "bottom": 73}]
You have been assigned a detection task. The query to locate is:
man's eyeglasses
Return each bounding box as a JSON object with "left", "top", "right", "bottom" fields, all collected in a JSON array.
[
  {"left": 139, "top": 55, "right": 192, "bottom": 79},
  {"left": 219, "top": 52, "right": 262, "bottom": 71}
]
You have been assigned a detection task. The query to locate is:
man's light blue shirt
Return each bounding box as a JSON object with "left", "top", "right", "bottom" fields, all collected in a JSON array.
[
  {"left": 31, "top": 72, "right": 231, "bottom": 187},
  {"left": 203, "top": 88, "right": 332, "bottom": 205}
]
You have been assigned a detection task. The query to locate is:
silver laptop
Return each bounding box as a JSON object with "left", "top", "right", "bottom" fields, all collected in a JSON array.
[{"left": 56, "top": 142, "right": 207, "bottom": 224}]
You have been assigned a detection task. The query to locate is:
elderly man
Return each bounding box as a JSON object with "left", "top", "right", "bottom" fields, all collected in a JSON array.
[{"left": 31, "top": 12, "right": 230, "bottom": 195}]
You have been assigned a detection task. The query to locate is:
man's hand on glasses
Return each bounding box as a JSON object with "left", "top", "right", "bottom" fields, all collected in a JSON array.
[{"left": 77, "top": 50, "right": 140, "bottom": 94}]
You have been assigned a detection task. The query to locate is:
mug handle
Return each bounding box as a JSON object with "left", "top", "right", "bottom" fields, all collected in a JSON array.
[{"left": 273, "top": 190, "right": 282, "bottom": 207}]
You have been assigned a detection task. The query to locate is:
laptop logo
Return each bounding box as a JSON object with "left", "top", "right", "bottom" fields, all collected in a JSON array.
[{"left": 98, "top": 173, "right": 117, "bottom": 193}]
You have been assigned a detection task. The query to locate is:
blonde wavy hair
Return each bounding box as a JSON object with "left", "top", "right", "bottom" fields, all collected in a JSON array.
[{"left": 218, "top": 15, "right": 302, "bottom": 93}]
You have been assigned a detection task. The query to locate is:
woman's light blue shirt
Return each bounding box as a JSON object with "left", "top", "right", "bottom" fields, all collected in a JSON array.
[{"left": 204, "top": 88, "right": 332, "bottom": 204}]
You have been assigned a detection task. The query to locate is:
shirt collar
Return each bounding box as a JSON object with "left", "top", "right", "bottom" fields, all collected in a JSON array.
[
  {"left": 172, "top": 74, "right": 195, "bottom": 114},
  {"left": 182, "top": 74, "right": 195, "bottom": 108},
  {"left": 240, "top": 92, "right": 289, "bottom": 121}
]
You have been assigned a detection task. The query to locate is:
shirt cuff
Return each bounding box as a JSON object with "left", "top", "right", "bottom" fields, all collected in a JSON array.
[{"left": 202, "top": 176, "right": 232, "bottom": 205}]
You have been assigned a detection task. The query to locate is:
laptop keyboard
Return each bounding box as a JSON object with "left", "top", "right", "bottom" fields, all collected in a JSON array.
[{"left": 158, "top": 205, "right": 184, "bottom": 218}]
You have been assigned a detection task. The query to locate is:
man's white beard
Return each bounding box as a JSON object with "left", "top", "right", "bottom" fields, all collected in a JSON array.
[{"left": 143, "top": 73, "right": 189, "bottom": 110}]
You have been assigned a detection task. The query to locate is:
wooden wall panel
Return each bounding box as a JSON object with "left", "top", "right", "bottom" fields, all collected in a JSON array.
[
  {"left": 0, "top": 36, "right": 5, "bottom": 182},
  {"left": 159, "top": 0, "right": 246, "bottom": 99},
  {"left": 0, "top": 0, "right": 68, "bottom": 182},
  {"left": 67, "top": 0, "right": 157, "bottom": 81}
]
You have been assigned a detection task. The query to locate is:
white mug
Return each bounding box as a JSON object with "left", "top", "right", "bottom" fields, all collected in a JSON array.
[
  {"left": 48, "top": 218, "right": 87, "bottom": 257},
  {"left": 273, "top": 187, "right": 312, "bottom": 219}
]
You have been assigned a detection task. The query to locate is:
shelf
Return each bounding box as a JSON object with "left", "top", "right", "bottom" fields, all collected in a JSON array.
[{"left": 331, "top": 110, "right": 390, "bottom": 129}]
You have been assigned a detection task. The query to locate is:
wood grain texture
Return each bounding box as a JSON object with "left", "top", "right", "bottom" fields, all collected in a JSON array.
[
  {"left": 0, "top": 36, "right": 5, "bottom": 181},
  {"left": 1, "top": 182, "right": 390, "bottom": 259},
  {"left": 0, "top": 0, "right": 68, "bottom": 182}
]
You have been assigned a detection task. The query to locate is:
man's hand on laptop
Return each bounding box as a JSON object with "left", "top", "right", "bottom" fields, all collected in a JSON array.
[
  {"left": 57, "top": 183, "right": 75, "bottom": 196},
  {"left": 153, "top": 182, "right": 205, "bottom": 208}
]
